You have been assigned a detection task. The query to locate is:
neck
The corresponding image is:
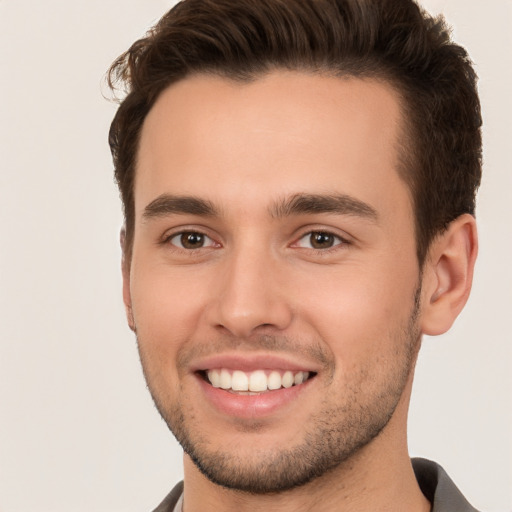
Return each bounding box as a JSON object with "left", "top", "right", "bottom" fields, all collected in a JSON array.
[
  {"left": 183, "top": 453, "right": 429, "bottom": 512},
  {"left": 181, "top": 379, "right": 430, "bottom": 512}
]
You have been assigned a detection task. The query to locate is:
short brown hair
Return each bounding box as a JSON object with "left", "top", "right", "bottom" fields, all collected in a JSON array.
[{"left": 108, "top": 0, "right": 482, "bottom": 266}]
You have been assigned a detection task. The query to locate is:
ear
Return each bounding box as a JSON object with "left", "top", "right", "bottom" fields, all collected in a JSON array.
[
  {"left": 420, "top": 214, "right": 478, "bottom": 336},
  {"left": 120, "top": 227, "right": 136, "bottom": 332}
]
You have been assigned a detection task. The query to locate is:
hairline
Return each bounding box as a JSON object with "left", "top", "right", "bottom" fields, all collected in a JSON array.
[{"left": 122, "top": 67, "right": 423, "bottom": 268}]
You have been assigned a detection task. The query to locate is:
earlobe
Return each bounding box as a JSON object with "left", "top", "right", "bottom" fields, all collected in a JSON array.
[
  {"left": 120, "top": 227, "right": 136, "bottom": 332},
  {"left": 421, "top": 214, "right": 478, "bottom": 336}
]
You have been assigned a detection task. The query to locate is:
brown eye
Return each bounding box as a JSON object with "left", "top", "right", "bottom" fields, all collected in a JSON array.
[
  {"left": 181, "top": 232, "right": 204, "bottom": 248},
  {"left": 169, "top": 231, "right": 216, "bottom": 249},
  {"left": 309, "top": 232, "right": 335, "bottom": 249},
  {"left": 295, "top": 231, "right": 345, "bottom": 250}
]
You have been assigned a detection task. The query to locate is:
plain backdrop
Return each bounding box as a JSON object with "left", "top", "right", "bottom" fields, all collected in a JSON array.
[{"left": 0, "top": 0, "right": 510, "bottom": 511}]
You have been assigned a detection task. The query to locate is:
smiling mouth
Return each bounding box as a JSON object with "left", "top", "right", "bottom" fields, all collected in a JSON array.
[{"left": 199, "top": 368, "right": 316, "bottom": 394}]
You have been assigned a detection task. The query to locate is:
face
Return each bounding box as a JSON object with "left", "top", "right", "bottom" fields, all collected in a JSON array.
[{"left": 126, "top": 72, "right": 422, "bottom": 492}]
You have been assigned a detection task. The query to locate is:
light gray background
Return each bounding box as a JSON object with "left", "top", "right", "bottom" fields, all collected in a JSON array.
[{"left": 0, "top": 1, "right": 510, "bottom": 511}]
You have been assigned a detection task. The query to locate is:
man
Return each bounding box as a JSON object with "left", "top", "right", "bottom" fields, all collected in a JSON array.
[{"left": 107, "top": 0, "right": 481, "bottom": 510}]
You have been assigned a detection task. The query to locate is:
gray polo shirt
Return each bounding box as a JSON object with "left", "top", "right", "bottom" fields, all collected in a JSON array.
[{"left": 152, "top": 458, "right": 480, "bottom": 512}]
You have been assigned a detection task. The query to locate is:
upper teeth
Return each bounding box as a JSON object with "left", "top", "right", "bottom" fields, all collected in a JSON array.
[{"left": 206, "top": 369, "right": 310, "bottom": 392}]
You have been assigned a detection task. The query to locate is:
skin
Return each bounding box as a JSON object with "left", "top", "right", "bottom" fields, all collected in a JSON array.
[{"left": 123, "top": 71, "right": 477, "bottom": 511}]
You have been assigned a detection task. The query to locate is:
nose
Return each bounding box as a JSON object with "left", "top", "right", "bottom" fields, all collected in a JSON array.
[{"left": 207, "top": 245, "right": 294, "bottom": 338}]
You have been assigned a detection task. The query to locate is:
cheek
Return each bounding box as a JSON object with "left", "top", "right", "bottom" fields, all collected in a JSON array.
[
  {"left": 129, "top": 264, "right": 210, "bottom": 368},
  {"left": 295, "top": 259, "right": 418, "bottom": 364}
]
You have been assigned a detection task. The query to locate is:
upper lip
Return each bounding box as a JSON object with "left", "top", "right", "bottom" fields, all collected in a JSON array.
[{"left": 190, "top": 353, "right": 322, "bottom": 374}]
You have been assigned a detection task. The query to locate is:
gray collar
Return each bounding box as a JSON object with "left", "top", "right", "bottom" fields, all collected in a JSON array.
[{"left": 153, "top": 458, "right": 480, "bottom": 512}]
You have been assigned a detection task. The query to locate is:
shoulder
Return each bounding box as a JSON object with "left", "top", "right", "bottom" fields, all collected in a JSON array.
[
  {"left": 412, "top": 458, "right": 480, "bottom": 512},
  {"left": 152, "top": 463, "right": 481, "bottom": 512},
  {"left": 151, "top": 481, "right": 183, "bottom": 512}
]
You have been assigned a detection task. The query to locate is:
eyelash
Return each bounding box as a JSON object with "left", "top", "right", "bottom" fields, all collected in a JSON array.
[
  {"left": 162, "top": 230, "right": 219, "bottom": 250},
  {"left": 293, "top": 231, "right": 349, "bottom": 252},
  {"left": 161, "top": 229, "right": 350, "bottom": 255}
]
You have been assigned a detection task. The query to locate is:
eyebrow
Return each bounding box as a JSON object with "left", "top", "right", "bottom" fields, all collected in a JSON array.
[
  {"left": 270, "top": 193, "right": 378, "bottom": 221},
  {"left": 141, "top": 192, "right": 378, "bottom": 222},
  {"left": 142, "top": 194, "right": 219, "bottom": 220}
]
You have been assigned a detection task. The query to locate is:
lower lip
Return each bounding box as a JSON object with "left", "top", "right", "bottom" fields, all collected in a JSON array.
[{"left": 196, "top": 374, "right": 314, "bottom": 419}]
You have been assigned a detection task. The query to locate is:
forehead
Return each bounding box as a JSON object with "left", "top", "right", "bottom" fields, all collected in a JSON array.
[{"left": 136, "top": 71, "right": 410, "bottom": 219}]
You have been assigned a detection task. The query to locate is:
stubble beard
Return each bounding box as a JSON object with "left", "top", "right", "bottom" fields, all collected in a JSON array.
[{"left": 137, "top": 286, "right": 422, "bottom": 495}]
